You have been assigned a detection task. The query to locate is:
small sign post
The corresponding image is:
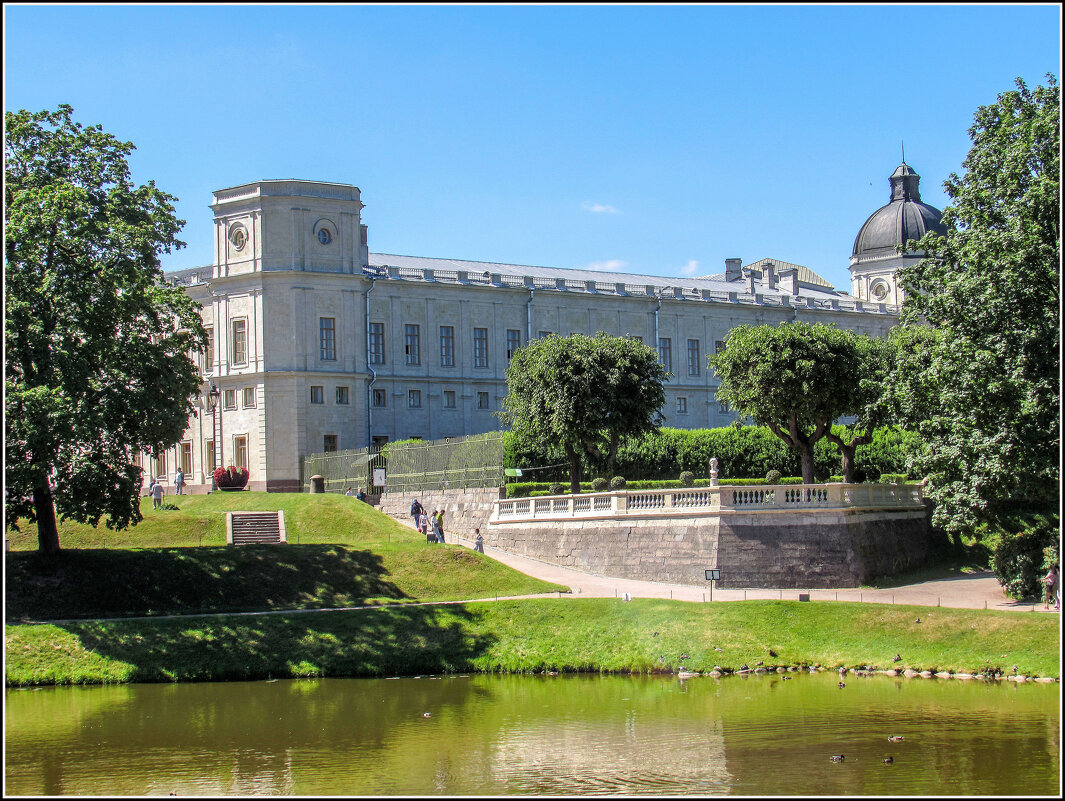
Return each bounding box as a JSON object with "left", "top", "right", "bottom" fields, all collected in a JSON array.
[{"left": 704, "top": 569, "right": 721, "bottom": 602}]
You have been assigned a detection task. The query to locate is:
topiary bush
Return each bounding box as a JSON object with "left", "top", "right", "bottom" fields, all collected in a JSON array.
[
  {"left": 591, "top": 477, "right": 609, "bottom": 492},
  {"left": 609, "top": 476, "right": 627, "bottom": 490},
  {"left": 548, "top": 482, "right": 565, "bottom": 496},
  {"left": 993, "top": 521, "right": 1060, "bottom": 600},
  {"left": 765, "top": 470, "right": 782, "bottom": 485},
  {"left": 679, "top": 470, "right": 695, "bottom": 487}
]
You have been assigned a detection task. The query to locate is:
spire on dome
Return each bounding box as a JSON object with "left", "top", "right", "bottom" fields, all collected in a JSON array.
[{"left": 889, "top": 161, "right": 922, "bottom": 203}]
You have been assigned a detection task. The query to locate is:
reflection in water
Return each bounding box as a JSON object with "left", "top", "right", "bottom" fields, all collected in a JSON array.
[{"left": 4, "top": 672, "right": 1059, "bottom": 796}]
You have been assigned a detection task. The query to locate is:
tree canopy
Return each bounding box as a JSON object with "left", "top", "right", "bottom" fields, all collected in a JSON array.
[
  {"left": 5, "top": 105, "right": 206, "bottom": 553},
  {"left": 709, "top": 321, "right": 878, "bottom": 484},
  {"left": 499, "top": 333, "right": 667, "bottom": 492},
  {"left": 894, "top": 75, "right": 1060, "bottom": 536}
]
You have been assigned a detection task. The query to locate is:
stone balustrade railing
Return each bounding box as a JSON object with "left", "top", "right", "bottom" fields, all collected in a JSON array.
[{"left": 491, "top": 483, "right": 924, "bottom": 523}]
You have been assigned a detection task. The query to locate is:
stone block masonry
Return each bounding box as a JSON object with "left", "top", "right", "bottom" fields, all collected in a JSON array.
[
  {"left": 379, "top": 488, "right": 503, "bottom": 540},
  {"left": 380, "top": 487, "right": 943, "bottom": 588}
]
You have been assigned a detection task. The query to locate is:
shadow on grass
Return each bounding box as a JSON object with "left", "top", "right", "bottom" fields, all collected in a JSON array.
[
  {"left": 6, "top": 545, "right": 410, "bottom": 621},
  {"left": 53, "top": 602, "right": 497, "bottom": 682}
]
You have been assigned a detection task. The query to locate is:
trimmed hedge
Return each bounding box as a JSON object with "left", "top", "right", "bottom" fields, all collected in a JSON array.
[
  {"left": 504, "top": 425, "right": 923, "bottom": 484},
  {"left": 505, "top": 476, "right": 806, "bottom": 498}
]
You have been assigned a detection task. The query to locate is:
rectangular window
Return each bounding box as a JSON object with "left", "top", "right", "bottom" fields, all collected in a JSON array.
[
  {"left": 336, "top": 386, "right": 349, "bottom": 405},
  {"left": 153, "top": 452, "right": 167, "bottom": 480},
  {"left": 180, "top": 442, "right": 193, "bottom": 476},
  {"left": 368, "top": 322, "right": 385, "bottom": 365},
  {"left": 408, "top": 389, "right": 422, "bottom": 408},
  {"left": 204, "top": 327, "right": 214, "bottom": 373},
  {"left": 687, "top": 339, "right": 701, "bottom": 376},
  {"left": 404, "top": 324, "right": 421, "bottom": 365},
  {"left": 319, "top": 317, "right": 336, "bottom": 361},
  {"left": 477, "top": 391, "right": 490, "bottom": 409},
  {"left": 223, "top": 389, "right": 237, "bottom": 410},
  {"left": 538, "top": 330, "right": 553, "bottom": 339},
  {"left": 473, "top": 328, "right": 489, "bottom": 368},
  {"left": 234, "top": 435, "right": 248, "bottom": 470},
  {"left": 205, "top": 440, "right": 215, "bottom": 473},
  {"left": 677, "top": 397, "right": 688, "bottom": 414},
  {"left": 323, "top": 434, "right": 338, "bottom": 453},
  {"left": 443, "top": 390, "right": 456, "bottom": 409},
  {"left": 310, "top": 385, "right": 324, "bottom": 404},
  {"left": 231, "top": 318, "right": 247, "bottom": 365},
  {"left": 658, "top": 337, "right": 672, "bottom": 374},
  {"left": 242, "top": 387, "right": 255, "bottom": 408},
  {"left": 506, "top": 329, "right": 522, "bottom": 360},
  {"left": 719, "top": 400, "right": 731, "bottom": 414},
  {"left": 372, "top": 388, "right": 387, "bottom": 407},
  {"left": 439, "top": 325, "right": 455, "bottom": 367}
]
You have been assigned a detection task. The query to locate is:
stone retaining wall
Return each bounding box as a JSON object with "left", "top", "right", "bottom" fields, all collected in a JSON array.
[
  {"left": 380, "top": 488, "right": 942, "bottom": 588},
  {"left": 487, "top": 507, "right": 941, "bottom": 589},
  {"left": 379, "top": 488, "right": 503, "bottom": 539}
]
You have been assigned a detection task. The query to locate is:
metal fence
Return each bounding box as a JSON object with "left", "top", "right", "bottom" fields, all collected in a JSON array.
[
  {"left": 300, "top": 444, "right": 387, "bottom": 494},
  {"left": 383, "top": 432, "right": 505, "bottom": 493}
]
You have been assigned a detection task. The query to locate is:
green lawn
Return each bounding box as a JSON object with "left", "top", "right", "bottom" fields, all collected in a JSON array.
[{"left": 5, "top": 598, "right": 1059, "bottom": 686}]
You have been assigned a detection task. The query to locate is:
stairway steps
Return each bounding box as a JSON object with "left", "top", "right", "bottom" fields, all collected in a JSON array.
[{"left": 227, "top": 511, "right": 285, "bottom": 545}]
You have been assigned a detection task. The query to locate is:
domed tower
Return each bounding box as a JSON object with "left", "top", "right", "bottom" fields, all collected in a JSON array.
[{"left": 849, "top": 162, "right": 948, "bottom": 305}]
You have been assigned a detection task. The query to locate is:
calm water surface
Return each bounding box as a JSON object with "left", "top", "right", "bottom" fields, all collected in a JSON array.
[{"left": 5, "top": 672, "right": 1060, "bottom": 796}]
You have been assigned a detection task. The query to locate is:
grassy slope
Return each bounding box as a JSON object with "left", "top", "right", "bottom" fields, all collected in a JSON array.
[
  {"left": 5, "top": 599, "right": 1059, "bottom": 686},
  {"left": 5, "top": 493, "right": 1060, "bottom": 686}
]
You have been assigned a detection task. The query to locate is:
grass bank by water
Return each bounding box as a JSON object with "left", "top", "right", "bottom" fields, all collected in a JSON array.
[
  {"left": 5, "top": 598, "right": 1059, "bottom": 686},
  {"left": 5, "top": 492, "right": 1060, "bottom": 687}
]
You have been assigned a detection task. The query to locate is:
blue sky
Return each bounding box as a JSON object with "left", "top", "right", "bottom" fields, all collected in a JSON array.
[{"left": 4, "top": 4, "right": 1060, "bottom": 292}]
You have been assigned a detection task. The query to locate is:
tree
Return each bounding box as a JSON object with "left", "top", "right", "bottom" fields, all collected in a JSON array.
[
  {"left": 499, "top": 333, "right": 667, "bottom": 492},
  {"left": 709, "top": 321, "right": 870, "bottom": 484},
  {"left": 5, "top": 105, "right": 206, "bottom": 554},
  {"left": 894, "top": 75, "right": 1060, "bottom": 536},
  {"left": 822, "top": 333, "right": 895, "bottom": 483}
]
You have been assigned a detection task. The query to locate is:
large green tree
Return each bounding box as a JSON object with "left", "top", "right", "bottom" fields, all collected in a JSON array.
[
  {"left": 5, "top": 105, "right": 206, "bottom": 554},
  {"left": 500, "top": 333, "right": 667, "bottom": 492},
  {"left": 709, "top": 321, "right": 873, "bottom": 484},
  {"left": 894, "top": 75, "right": 1060, "bottom": 536}
]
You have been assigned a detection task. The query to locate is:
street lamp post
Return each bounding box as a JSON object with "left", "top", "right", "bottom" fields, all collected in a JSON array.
[{"left": 205, "top": 384, "right": 222, "bottom": 491}]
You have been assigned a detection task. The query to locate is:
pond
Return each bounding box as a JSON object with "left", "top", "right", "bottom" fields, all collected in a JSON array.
[{"left": 5, "top": 672, "right": 1059, "bottom": 796}]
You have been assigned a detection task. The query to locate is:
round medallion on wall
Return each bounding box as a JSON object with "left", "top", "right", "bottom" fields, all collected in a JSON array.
[
  {"left": 318, "top": 228, "right": 332, "bottom": 245},
  {"left": 229, "top": 224, "right": 247, "bottom": 251},
  {"left": 870, "top": 280, "right": 889, "bottom": 301}
]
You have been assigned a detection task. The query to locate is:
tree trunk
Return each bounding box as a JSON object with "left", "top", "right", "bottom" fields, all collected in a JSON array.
[
  {"left": 798, "top": 446, "right": 816, "bottom": 485},
  {"left": 824, "top": 429, "right": 872, "bottom": 484},
  {"left": 33, "top": 482, "right": 61, "bottom": 555},
  {"left": 565, "top": 442, "right": 583, "bottom": 494}
]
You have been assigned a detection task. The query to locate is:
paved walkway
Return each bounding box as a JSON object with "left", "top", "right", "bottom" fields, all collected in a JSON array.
[{"left": 447, "top": 532, "right": 1059, "bottom": 613}]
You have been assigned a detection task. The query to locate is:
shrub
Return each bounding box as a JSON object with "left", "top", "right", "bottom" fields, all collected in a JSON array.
[
  {"left": 878, "top": 473, "right": 909, "bottom": 485},
  {"left": 214, "top": 465, "right": 249, "bottom": 489},
  {"left": 993, "top": 521, "right": 1060, "bottom": 600},
  {"left": 679, "top": 471, "right": 695, "bottom": 487},
  {"left": 591, "top": 477, "right": 609, "bottom": 492},
  {"left": 548, "top": 482, "right": 565, "bottom": 496},
  {"left": 765, "top": 470, "right": 781, "bottom": 485},
  {"left": 609, "top": 476, "right": 627, "bottom": 490}
]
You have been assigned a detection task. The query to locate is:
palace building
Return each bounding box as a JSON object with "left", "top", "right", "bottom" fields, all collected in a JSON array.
[{"left": 154, "top": 163, "right": 943, "bottom": 492}]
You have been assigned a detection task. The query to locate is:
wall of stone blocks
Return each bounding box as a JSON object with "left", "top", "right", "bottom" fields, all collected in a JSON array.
[
  {"left": 379, "top": 488, "right": 504, "bottom": 541},
  {"left": 484, "top": 506, "right": 941, "bottom": 589}
]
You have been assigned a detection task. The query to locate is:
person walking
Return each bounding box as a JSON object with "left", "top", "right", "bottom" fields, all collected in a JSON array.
[
  {"left": 151, "top": 478, "right": 165, "bottom": 510},
  {"left": 345, "top": 487, "right": 355, "bottom": 497},
  {"left": 356, "top": 488, "right": 367, "bottom": 502},
  {"left": 410, "top": 498, "right": 424, "bottom": 531},
  {"left": 174, "top": 469, "right": 185, "bottom": 495},
  {"left": 1042, "top": 564, "right": 1059, "bottom": 610},
  {"left": 432, "top": 509, "right": 445, "bottom": 544},
  {"left": 473, "top": 528, "right": 485, "bottom": 553}
]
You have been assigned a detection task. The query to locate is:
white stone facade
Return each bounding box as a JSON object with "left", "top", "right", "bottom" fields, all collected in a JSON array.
[{"left": 157, "top": 179, "right": 903, "bottom": 493}]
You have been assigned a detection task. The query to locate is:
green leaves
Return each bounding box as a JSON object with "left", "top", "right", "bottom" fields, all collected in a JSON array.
[
  {"left": 894, "top": 75, "right": 1060, "bottom": 536},
  {"left": 5, "top": 105, "right": 206, "bottom": 550},
  {"left": 500, "top": 333, "right": 667, "bottom": 491}
]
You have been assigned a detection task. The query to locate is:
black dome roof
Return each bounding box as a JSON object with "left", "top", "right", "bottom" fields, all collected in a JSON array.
[{"left": 852, "top": 163, "right": 948, "bottom": 257}]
